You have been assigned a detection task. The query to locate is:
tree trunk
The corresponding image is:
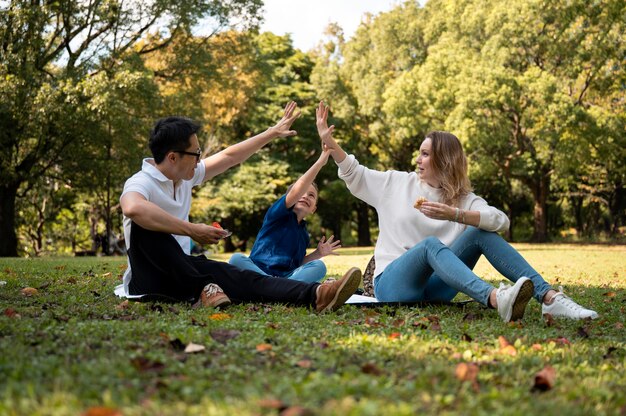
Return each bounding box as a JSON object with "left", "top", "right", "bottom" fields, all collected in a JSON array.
[
  {"left": 528, "top": 173, "right": 549, "bottom": 242},
  {"left": 356, "top": 201, "right": 371, "bottom": 246},
  {"left": 0, "top": 184, "right": 19, "bottom": 256}
]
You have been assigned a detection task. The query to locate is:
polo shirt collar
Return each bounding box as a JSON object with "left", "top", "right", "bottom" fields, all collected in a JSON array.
[{"left": 141, "top": 158, "right": 170, "bottom": 183}]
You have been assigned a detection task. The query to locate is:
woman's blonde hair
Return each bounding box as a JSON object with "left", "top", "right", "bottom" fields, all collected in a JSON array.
[{"left": 425, "top": 131, "right": 473, "bottom": 206}]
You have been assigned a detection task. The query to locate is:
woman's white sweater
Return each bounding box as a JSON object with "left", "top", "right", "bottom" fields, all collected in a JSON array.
[{"left": 337, "top": 154, "right": 510, "bottom": 278}]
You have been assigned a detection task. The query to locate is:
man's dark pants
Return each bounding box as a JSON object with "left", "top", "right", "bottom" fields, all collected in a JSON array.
[{"left": 128, "top": 222, "right": 318, "bottom": 305}]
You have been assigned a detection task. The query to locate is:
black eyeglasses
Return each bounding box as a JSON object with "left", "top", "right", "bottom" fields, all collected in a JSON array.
[{"left": 174, "top": 149, "right": 202, "bottom": 162}]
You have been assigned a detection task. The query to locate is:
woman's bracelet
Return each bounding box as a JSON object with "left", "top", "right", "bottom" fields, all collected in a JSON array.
[
  {"left": 461, "top": 209, "right": 466, "bottom": 224},
  {"left": 454, "top": 208, "right": 460, "bottom": 222}
]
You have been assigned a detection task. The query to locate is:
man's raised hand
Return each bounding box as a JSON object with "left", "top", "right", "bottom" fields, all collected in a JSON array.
[{"left": 269, "top": 101, "right": 301, "bottom": 138}]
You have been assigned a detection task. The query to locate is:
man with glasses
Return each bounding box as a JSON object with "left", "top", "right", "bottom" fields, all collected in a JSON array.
[{"left": 118, "top": 102, "right": 361, "bottom": 312}]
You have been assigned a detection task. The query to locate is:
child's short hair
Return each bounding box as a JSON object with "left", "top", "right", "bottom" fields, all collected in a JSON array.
[{"left": 287, "top": 182, "right": 319, "bottom": 202}]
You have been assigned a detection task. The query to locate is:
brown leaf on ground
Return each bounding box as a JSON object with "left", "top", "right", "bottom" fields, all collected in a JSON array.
[
  {"left": 615, "top": 322, "right": 624, "bottom": 329},
  {"left": 543, "top": 313, "right": 558, "bottom": 327},
  {"left": 391, "top": 318, "right": 405, "bottom": 327},
  {"left": 101, "top": 272, "right": 112, "bottom": 278},
  {"left": 388, "top": 332, "right": 401, "bottom": 340},
  {"left": 455, "top": 362, "right": 479, "bottom": 392},
  {"left": 266, "top": 322, "right": 280, "bottom": 329},
  {"left": 115, "top": 300, "right": 129, "bottom": 310},
  {"left": 169, "top": 338, "right": 185, "bottom": 351},
  {"left": 66, "top": 277, "right": 77, "bottom": 284},
  {"left": 184, "top": 342, "right": 205, "bottom": 354},
  {"left": 546, "top": 337, "right": 571, "bottom": 346},
  {"left": 54, "top": 265, "right": 66, "bottom": 271},
  {"left": 361, "top": 362, "right": 383, "bottom": 376},
  {"left": 603, "top": 291, "right": 617, "bottom": 297},
  {"left": 130, "top": 357, "right": 165, "bottom": 373},
  {"left": 81, "top": 407, "right": 122, "bottom": 416},
  {"left": 296, "top": 359, "right": 312, "bottom": 368},
  {"left": 462, "top": 312, "right": 482, "bottom": 321},
  {"left": 498, "top": 336, "right": 511, "bottom": 348},
  {"left": 531, "top": 344, "right": 543, "bottom": 351},
  {"left": 603, "top": 347, "right": 619, "bottom": 359},
  {"left": 258, "top": 398, "right": 285, "bottom": 410},
  {"left": 577, "top": 326, "right": 590, "bottom": 338},
  {"left": 4, "top": 308, "right": 20, "bottom": 318},
  {"left": 364, "top": 316, "right": 383, "bottom": 327},
  {"left": 210, "top": 329, "right": 240, "bottom": 344},
  {"left": 498, "top": 336, "right": 517, "bottom": 356},
  {"left": 256, "top": 343, "right": 273, "bottom": 352},
  {"left": 280, "top": 406, "right": 314, "bottom": 416},
  {"left": 533, "top": 365, "right": 556, "bottom": 391},
  {"left": 21, "top": 287, "right": 38, "bottom": 296},
  {"left": 190, "top": 317, "right": 206, "bottom": 327}
]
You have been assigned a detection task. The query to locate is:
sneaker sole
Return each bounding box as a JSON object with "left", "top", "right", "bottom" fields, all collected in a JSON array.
[
  {"left": 320, "top": 267, "right": 362, "bottom": 313},
  {"left": 209, "top": 295, "right": 232, "bottom": 308},
  {"left": 509, "top": 279, "right": 534, "bottom": 321}
]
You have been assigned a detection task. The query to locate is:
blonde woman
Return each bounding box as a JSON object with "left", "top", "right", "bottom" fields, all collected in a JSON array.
[{"left": 316, "top": 102, "right": 597, "bottom": 322}]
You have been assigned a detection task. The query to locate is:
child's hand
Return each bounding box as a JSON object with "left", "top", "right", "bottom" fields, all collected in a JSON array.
[
  {"left": 317, "top": 145, "right": 332, "bottom": 165},
  {"left": 316, "top": 235, "right": 342, "bottom": 257}
]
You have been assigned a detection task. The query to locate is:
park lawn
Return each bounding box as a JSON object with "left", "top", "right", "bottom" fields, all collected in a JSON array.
[{"left": 0, "top": 245, "right": 624, "bottom": 416}]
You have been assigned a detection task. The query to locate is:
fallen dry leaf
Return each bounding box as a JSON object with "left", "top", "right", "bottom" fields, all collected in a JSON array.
[
  {"left": 184, "top": 342, "right": 205, "bottom": 354},
  {"left": 462, "top": 312, "right": 482, "bottom": 321},
  {"left": 115, "top": 300, "right": 129, "bottom": 310},
  {"left": 546, "top": 337, "right": 571, "bottom": 346},
  {"left": 455, "top": 362, "right": 479, "bottom": 381},
  {"left": 388, "top": 332, "right": 401, "bottom": 340},
  {"left": 543, "top": 313, "right": 558, "bottom": 327},
  {"left": 455, "top": 362, "right": 479, "bottom": 392},
  {"left": 280, "top": 406, "right": 313, "bottom": 416},
  {"left": 533, "top": 365, "right": 556, "bottom": 391},
  {"left": 498, "top": 336, "right": 517, "bottom": 356},
  {"left": 169, "top": 339, "right": 186, "bottom": 352},
  {"left": 101, "top": 272, "right": 112, "bottom": 278},
  {"left": 256, "top": 343, "right": 273, "bottom": 352},
  {"left": 296, "top": 359, "right": 312, "bottom": 368},
  {"left": 258, "top": 398, "right": 285, "bottom": 410},
  {"left": 392, "top": 318, "right": 405, "bottom": 327},
  {"left": 210, "top": 329, "right": 241, "bottom": 344},
  {"left": 361, "top": 362, "right": 383, "bottom": 376},
  {"left": 21, "top": 287, "right": 38, "bottom": 296},
  {"left": 531, "top": 344, "right": 543, "bottom": 351},
  {"left": 577, "top": 326, "right": 590, "bottom": 338},
  {"left": 81, "top": 407, "right": 122, "bottom": 416},
  {"left": 3, "top": 308, "right": 20, "bottom": 318},
  {"left": 130, "top": 357, "right": 165, "bottom": 373},
  {"left": 209, "top": 313, "right": 232, "bottom": 321},
  {"left": 603, "top": 291, "right": 617, "bottom": 298}
]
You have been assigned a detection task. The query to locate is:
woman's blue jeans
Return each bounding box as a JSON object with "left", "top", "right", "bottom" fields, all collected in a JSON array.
[
  {"left": 374, "top": 227, "right": 552, "bottom": 305},
  {"left": 228, "top": 253, "right": 327, "bottom": 284}
]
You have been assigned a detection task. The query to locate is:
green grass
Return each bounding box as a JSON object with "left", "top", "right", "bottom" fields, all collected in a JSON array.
[{"left": 1, "top": 245, "right": 625, "bottom": 415}]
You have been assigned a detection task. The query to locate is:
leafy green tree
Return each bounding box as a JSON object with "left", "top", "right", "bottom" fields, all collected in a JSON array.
[{"left": 0, "top": 0, "right": 262, "bottom": 256}]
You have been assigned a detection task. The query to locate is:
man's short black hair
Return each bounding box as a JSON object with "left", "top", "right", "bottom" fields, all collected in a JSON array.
[{"left": 149, "top": 116, "right": 201, "bottom": 163}]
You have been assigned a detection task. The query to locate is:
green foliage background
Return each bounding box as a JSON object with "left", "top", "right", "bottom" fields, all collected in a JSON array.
[{"left": 1, "top": 0, "right": 624, "bottom": 256}]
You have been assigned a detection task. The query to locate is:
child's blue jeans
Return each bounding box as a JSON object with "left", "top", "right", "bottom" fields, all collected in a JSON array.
[{"left": 229, "top": 253, "right": 326, "bottom": 284}]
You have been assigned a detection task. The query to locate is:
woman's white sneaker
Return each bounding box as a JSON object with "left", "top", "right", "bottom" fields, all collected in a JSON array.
[
  {"left": 542, "top": 286, "right": 598, "bottom": 320},
  {"left": 496, "top": 277, "right": 534, "bottom": 322}
]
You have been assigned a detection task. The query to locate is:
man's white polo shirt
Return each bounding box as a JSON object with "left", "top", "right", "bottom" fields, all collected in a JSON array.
[{"left": 116, "top": 158, "right": 205, "bottom": 297}]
